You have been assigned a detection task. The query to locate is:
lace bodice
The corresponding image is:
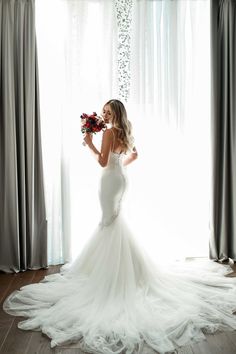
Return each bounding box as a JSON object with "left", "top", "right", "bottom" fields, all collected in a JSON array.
[{"left": 105, "top": 151, "right": 125, "bottom": 169}]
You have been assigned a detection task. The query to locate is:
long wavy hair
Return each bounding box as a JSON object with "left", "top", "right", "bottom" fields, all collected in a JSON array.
[{"left": 104, "top": 99, "right": 134, "bottom": 152}]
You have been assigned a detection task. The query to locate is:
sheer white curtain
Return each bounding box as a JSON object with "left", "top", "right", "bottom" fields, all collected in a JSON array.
[
  {"left": 36, "top": 0, "right": 69, "bottom": 265},
  {"left": 126, "top": 0, "right": 211, "bottom": 261},
  {"left": 36, "top": 0, "right": 118, "bottom": 264},
  {"left": 35, "top": 0, "right": 210, "bottom": 265}
]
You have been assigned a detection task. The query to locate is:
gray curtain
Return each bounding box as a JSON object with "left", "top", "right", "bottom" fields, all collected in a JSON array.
[
  {"left": 210, "top": 0, "right": 236, "bottom": 261},
  {"left": 0, "top": 0, "right": 47, "bottom": 272}
]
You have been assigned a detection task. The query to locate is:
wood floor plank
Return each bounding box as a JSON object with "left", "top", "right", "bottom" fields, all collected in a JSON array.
[
  {"left": 0, "top": 270, "right": 37, "bottom": 353},
  {"left": 206, "top": 332, "right": 236, "bottom": 353},
  {"left": 231, "top": 263, "right": 236, "bottom": 272},
  {"left": 225, "top": 330, "right": 236, "bottom": 346},
  {"left": 0, "top": 266, "right": 63, "bottom": 354},
  {"left": 30, "top": 266, "right": 61, "bottom": 284},
  {"left": 25, "top": 331, "right": 56, "bottom": 354},
  {"left": 190, "top": 337, "right": 215, "bottom": 354},
  {"left": 0, "top": 314, "right": 14, "bottom": 354},
  {"left": 177, "top": 345, "right": 194, "bottom": 354},
  {"left": 225, "top": 272, "right": 236, "bottom": 278},
  {"left": 2, "top": 270, "right": 36, "bottom": 300},
  {"left": 0, "top": 317, "right": 33, "bottom": 354},
  {"left": 0, "top": 274, "right": 15, "bottom": 303}
]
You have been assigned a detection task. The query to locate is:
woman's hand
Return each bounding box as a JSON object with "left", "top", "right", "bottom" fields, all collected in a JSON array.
[
  {"left": 83, "top": 129, "right": 113, "bottom": 167},
  {"left": 83, "top": 133, "right": 93, "bottom": 146},
  {"left": 123, "top": 147, "right": 138, "bottom": 166}
]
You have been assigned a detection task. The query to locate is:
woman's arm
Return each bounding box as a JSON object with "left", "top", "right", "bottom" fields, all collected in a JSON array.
[
  {"left": 123, "top": 147, "right": 138, "bottom": 166},
  {"left": 83, "top": 130, "right": 113, "bottom": 167}
]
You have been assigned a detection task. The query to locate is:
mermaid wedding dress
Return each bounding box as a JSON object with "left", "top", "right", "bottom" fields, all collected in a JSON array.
[{"left": 3, "top": 151, "right": 236, "bottom": 354}]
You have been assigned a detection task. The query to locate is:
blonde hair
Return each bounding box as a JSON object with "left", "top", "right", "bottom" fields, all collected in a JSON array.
[{"left": 104, "top": 99, "right": 134, "bottom": 152}]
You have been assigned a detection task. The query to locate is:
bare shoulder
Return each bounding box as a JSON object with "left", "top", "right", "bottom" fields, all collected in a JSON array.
[
  {"left": 103, "top": 128, "right": 114, "bottom": 139},
  {"left": 102, "top": 128, "right": 114, "bottom": 144},
  {"left": 104, "top": 128, "right": 113, "bottom": 134}
]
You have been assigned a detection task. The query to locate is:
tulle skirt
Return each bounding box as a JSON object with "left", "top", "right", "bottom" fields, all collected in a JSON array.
[{"left": 3, "top": 214, "right": 236, "bottom": 354}]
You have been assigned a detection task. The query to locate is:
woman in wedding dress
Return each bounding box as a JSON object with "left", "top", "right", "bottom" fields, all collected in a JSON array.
[{"left": 3, "top": 99, "right": 236, "bottom": 354}]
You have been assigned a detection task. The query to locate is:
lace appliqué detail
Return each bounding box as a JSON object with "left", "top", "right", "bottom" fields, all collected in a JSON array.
[
  {"left": 99, "top": 194, "right": 123, "bottom": 228},
  {"left": 99, "top": 212, "right": 120, "bottom": 228},
  {"left": 115, "top": 0, "right": 133, "bottom": 102}
]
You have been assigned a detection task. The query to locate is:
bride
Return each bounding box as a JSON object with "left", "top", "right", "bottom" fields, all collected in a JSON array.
[{"left": 3, "top": 99, "right": 236, "bottom": 354}]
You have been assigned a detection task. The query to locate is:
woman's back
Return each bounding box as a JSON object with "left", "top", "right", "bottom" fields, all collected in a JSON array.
[{"left": 110, "top": 128, "right": 125, "bottom": 155}]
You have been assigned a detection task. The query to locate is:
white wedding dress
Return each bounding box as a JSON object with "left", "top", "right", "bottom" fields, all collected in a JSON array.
[{"left": 3, "top": 151, "right": 236, "bottom": 354}]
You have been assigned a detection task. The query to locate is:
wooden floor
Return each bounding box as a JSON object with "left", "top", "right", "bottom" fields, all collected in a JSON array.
[{"left": 0, "top": 262, "right": 236, "bottom": 354}]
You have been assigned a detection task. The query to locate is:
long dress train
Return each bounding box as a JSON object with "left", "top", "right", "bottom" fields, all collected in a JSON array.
[{"left": 3, "top": 151, "right": 236, "bottom": 354}]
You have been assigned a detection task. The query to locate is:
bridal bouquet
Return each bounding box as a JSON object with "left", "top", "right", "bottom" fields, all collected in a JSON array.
[{"left": 81, "top": 112, "right": 107, "bottom": 135}]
